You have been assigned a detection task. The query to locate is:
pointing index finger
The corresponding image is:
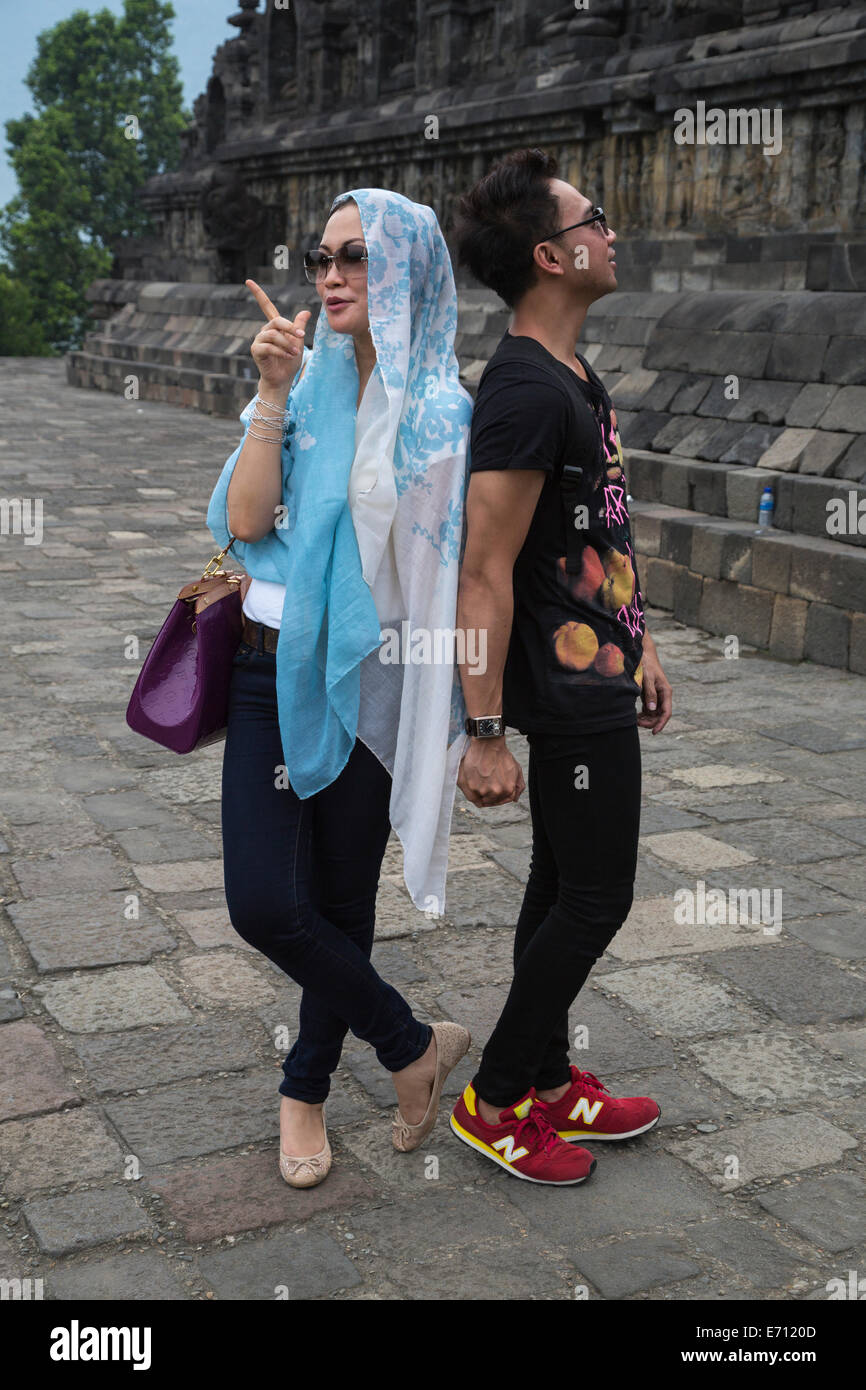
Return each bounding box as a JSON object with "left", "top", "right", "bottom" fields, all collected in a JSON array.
[{"left": 245, "top": 278, "right": 280, "bottom": 322}]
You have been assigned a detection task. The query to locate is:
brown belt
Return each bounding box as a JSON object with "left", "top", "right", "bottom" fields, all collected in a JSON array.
[{"left": 241, "top": 614, "right": 280, "bottom": 653}]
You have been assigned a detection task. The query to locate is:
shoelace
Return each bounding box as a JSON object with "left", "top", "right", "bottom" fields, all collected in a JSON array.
[
  {"left": 574, "top": 1070, "right": 610, "bottom": 1098},
  {"left": 513, "top": 1106, "right": 562, "bottom": 1158}
]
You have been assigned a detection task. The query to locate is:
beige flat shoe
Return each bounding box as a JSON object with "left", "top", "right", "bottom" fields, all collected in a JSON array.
[
  {"left": 392, "top": 1021, "right": 472, "bottom": 1153},
  {"left": 279, "top": 1106, "right": 332, "bottom": 1188}
]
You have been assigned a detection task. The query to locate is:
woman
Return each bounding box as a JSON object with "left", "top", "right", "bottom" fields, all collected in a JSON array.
[{"left": 206, "top": 188, "right": 473, "bottom": 1188}]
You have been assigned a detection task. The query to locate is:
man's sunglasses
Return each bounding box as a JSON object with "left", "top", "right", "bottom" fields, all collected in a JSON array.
[
  {"left": 303, "top": 243, "right": 369, "bottom": 283},
  {"left": 539, "top": 206, "right": 609, "bottom": 243}
]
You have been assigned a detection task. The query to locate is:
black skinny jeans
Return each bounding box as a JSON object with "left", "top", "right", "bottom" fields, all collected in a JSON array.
[
  {"left": 473, "top": 723, "right": 641, "bottom": 1108},
  {"left": 221, "top": 635, "right": 432, "bottom": 1104}
]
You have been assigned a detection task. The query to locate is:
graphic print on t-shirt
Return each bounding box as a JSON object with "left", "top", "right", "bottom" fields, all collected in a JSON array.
[
  {"left": 468, "top": 330, "right": 646, "bottom": 734},
  {"left": 553, "top": 397, "right": 645, "bottom": 692}
]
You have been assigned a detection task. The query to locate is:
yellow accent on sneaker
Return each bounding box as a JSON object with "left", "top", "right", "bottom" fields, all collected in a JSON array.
[{"left": 463, "top": 1082, "right": 477, "bottom": 1117}]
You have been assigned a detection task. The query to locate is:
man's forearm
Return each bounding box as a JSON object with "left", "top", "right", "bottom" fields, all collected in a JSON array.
[
  {"left": 226, "top": 379, "right": 290, "bottom": 542},
  {"left": 456, "top": 569, "right": 514, "bottom": 721}
]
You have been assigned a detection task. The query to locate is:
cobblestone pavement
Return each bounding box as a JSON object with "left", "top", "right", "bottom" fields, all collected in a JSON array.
[{"left": 1, "top": 359, "right": 865, "bottom": 1302}]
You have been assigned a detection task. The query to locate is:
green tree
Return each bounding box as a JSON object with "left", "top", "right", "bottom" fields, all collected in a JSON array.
[
  {"left": 0, "top": 271, "right": 50, "bottom": 355},
  {"left": 1, "top": 0, "right": 187, "bottom": 352}
]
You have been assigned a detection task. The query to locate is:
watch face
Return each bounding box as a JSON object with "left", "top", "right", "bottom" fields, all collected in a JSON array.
[{"left": 479, "top": 718, "right": 498, "bottom": 736}]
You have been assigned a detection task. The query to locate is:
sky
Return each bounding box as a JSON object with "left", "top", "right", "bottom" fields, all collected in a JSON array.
[{"left": 2, "top": 0, "right": 237, "bottom": 208}]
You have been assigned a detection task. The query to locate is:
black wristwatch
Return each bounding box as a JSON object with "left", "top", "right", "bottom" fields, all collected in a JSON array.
[{"left": 464, "top": 715, "right": 504, "bottom": 738}]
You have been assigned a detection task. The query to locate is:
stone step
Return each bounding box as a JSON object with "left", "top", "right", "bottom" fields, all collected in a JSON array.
[
  {"left": 626, "top": 448, "right": 866, "bottom": 548},
  {"left": 66, "top": 350, "right": 256, "bottom": 417},
  {"left": 632, "top": 498, "right": 866, "bottom": 671}
]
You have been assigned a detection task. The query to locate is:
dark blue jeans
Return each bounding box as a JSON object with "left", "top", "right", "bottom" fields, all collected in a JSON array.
[{"left": 220, "top": 635, "right": 432, "bottom": 1103}]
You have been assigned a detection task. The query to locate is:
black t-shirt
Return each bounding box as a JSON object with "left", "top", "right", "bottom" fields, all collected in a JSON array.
[{"left": 469, "top": 330, "right": 645, "bottom": 736}]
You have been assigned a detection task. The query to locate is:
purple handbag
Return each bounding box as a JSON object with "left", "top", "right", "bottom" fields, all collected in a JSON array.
[{"left": 126, "top": 538, "right": 247, "bottom": 754}]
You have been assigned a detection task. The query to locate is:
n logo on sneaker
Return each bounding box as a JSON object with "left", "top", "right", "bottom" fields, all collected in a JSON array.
[
  {"left": 567, "top": 1097, "right": 604, "bottom": 1125},
  {"left": 492, "top": 1136, "right": 530, "bottom": 1163}
]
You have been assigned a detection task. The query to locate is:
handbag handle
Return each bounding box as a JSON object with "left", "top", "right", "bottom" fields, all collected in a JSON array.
[{"left": 201, "top": 535, "right": 237, "bottom": 579}]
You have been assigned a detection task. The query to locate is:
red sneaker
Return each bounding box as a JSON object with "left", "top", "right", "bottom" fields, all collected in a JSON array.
[
  {"left": 450, "top": 1083, "right": 596, "bottom": 1185},
  {"left": 535, "top": 1066, "right": 660, "bottom": 1141}
]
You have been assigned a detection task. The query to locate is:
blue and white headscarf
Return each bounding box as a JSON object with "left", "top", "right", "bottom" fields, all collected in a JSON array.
[{"left": 207, "top": 188, "right": 473, "bottom": 915}]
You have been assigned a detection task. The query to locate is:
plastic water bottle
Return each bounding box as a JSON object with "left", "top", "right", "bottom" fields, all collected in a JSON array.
[{"left": 756, "top": 485, "right": 774, "bottom": 533}]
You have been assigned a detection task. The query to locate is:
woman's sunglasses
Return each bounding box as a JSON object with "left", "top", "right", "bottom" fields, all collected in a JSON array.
[{"left": 303, "top": 243, "right": 369, "bottom": 284}]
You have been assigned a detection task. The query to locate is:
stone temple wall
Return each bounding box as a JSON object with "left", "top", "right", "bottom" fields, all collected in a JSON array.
[
  {"left": 105, "top": 0, "right": 866, "bottom": 292},
  {"left": 65, "top": 0, "right": 866, "bottom": 669}
]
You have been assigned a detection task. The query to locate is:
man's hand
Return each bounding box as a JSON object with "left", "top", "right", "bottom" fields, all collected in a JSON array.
[
  {"left": 458, "top": 737, "right": 525, "bottom": 807},
  {"left": 636, "top": 632, "right": 672, "bottom": 735}
]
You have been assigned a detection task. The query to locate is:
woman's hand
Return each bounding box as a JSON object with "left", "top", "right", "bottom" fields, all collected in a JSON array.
[{"left": 246, "top": 279, "right": 311, "bottom": 394}]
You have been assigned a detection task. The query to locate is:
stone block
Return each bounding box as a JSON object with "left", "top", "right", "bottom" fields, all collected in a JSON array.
[
  {"left": 671, "top": 420, "right": 720, "bottom": 459},
  {"left": 643, "top": 557, "right": 677, "bottom": 608},
  {"left": 785, "top": 382, "right": 840, "bottom": 427},
  {"left": 573, "top": 1235, "right": 701, "bottom": 1299},
  {"left": 789, "top": 539, "right": 866, "bottom": 609},
  {"left": 752, "top": 535, "right": 792, "bottom": 593},
  {"left": 6, "top": 893, "right": 175, "bottom": 972},
  {"left": 726, "top": 467, "right": 781, "bottom": 522},
  {"left": 668, "top": 1113, "right": 857, "bottom": 1190},
  {"left": 660, "top": 516, "right": 694, "bottom": 566},
  {"left": 0, "top": 1021, "right": 78, "bottom": 1120},
  {"left": 177, "top": 951, "right": 276, "bottom": 1007},
  {"left": 720, "top": 530, "right": 753, "bottom": 583},
  {"left": 689, "top": 461, "right": 731, "bottom": 513},
  {"left": 833, "top": 434, "right": 866, "bottom": 482},
  {"left": 104, "top": 1070, "right": 285, "bottom": 1165},
  {"left": 803, "top": 603, "right": 851, "bottom": 668},
  {"left": 689, "top": 1031, "right": 863, "bottom": 1104},
  {"left": 851, "top": 612, "right": 866, "bottom": 675},
  {"left": 673, "top": 567, "right": 703, "bottom": 626},
  {"left": 659, "top": 458, "right": 692, "bottom": 507},
  {"left": 630, "top": 505, "right": 664, "bottom": 553},
  {"left": 625, "top": 450, "right": 664, "bottom": 502},
  {"left": 667, "top": 374, "right": 715, "bottom": 414},
  {"left": 11, "top": 847, "right": 127, "bottom": 899},
  {"left": 0, "top": 1108, "right": 125, "bottom": 1197},
  {"left": 708, "top": 942, "right": 866, "bottom": 1024},
  {"left": 757, "top": 427, "right": 816, "bottom": 472},
  {"left": 652, "top": 416, "right": 700, "bottom": 453},
  {"left": 69, "top": 1017, "right": 266, "bottom": 1092},
  {"left": 639, "top": 371, "right": 688, "bottom": 412},
  {"left": 699, "top": 579, "right": 774, "bottom": 647},
  {"left": 800, "top": 432, "right": 856, "bottom": 477},
  {"left": 149, "top": 1150, "right": 375, "bottom": 1243},
  {"left": 769, "top": 594, "right": 808, "bottom": 660},
  {"left": 819, "top": 385, "right": 866, "bottom": 433},
  {"left": 24, "top": 1185, "right": 152, "bottom": 1255},
  {"left": 755, "top": 1173, "right": 866, "bottom": 1254},
  {"left": 684, "top": 1216, "right": 808, "bottom": 1291},
  {"left": 719, "top": 423, "right": 782, "bottom": 466},
  {"left": 618, "top": 409, "right": 673, "bottom": 450},
  {"left": 609, "top": 368, "right": 659, "bottom": 409},
  {"left": 765, "top": 333, "right": 829, "bottom": 381},
  {"left": 599, "top": 962, "right": 762, "bottom": 1036},
  {"left": 690, "top": 526, "right": 725, "bottom": 578},
  {"left": 196, "top": 1229, "right": 361, "bottom": 1300},
  {"left": 39, "top": 965, "right": 190, "bottom": 1032},
  {"left": 695, "top": 422, "right": 752, "bottom": 465},
  {"left": 822, "top": 336, "right": 866, "bottom": 387},
  {"left": 48, "top": 1251, "right": 191, "bottom": 1301}
]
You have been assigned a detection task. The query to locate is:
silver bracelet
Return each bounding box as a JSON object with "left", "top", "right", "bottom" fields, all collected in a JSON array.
[{"left": 247, "top": 395, "right": 289, "bottom": 442}]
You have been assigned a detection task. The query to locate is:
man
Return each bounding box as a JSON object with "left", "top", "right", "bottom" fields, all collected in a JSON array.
[{"left": 450, "top": 147, "right": 672, "bottom": 1185}]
